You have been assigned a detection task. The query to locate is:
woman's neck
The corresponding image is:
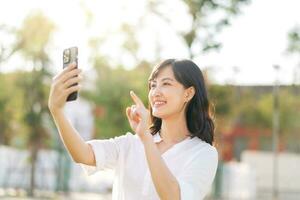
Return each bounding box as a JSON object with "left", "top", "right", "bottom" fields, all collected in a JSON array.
[{"left": 160, "top": 113, "right": 190, "bottom": 145}]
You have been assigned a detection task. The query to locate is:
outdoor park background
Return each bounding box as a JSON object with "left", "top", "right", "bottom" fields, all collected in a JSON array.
[{"left": 0, "top": 0, "right": 300, "bottom": 199}]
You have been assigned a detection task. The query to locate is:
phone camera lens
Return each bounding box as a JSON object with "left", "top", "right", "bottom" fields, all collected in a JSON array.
[{"left": 63, "top": 49, "right": 70, "bottom": 63}]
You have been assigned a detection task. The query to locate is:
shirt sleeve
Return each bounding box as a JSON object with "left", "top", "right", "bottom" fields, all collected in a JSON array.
[
  {"left": 176, "top": 145, "right": 218, "bottom": 200},
  {"left": 80, "top": 132, "right": 133, "bottom": 176}
]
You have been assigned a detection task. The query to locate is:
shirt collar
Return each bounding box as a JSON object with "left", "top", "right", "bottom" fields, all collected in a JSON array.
[{"left": 153, "top": 131, "right": 193, "bottom": 144}]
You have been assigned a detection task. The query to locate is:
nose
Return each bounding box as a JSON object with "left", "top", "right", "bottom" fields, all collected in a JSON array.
[{"left": 151, "top": 86, "right": 163, "bottom": 97}]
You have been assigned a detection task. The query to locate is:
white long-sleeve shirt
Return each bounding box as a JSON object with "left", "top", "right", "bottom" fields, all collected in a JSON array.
[{"left": 81, "top": 132, "right": 218, "bottom": 200}]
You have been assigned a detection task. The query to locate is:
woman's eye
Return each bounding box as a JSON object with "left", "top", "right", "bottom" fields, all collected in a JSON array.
[{"left": 150, "top": 82, "right": 170, "bottom": 88}]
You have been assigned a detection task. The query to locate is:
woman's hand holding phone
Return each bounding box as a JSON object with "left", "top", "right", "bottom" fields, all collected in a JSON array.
[{"left": 48, "top": 63, "right": 82, "bottom": 114}]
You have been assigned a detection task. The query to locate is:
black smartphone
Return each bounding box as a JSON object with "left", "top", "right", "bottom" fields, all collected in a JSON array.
[{"left": 63, "top": 46, "right": 78, "bottom": 101}]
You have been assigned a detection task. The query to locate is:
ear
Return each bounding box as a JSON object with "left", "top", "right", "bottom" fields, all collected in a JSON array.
[{"left": 185, "top": 86, "right": 195, "bottom": 102}]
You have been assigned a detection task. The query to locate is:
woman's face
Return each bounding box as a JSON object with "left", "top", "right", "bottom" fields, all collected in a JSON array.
[{"left": 148, "top": 66, "right": 188, "bottom": 119}]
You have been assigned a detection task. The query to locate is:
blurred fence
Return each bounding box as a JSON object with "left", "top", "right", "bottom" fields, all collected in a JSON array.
[{"left": 0, "top": 145, "right": 113, "bottom": 193}]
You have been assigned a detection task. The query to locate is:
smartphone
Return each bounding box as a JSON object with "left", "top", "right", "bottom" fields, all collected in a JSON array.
[{"left": 63, "top": 46, "right": 78, "bottom": 101}]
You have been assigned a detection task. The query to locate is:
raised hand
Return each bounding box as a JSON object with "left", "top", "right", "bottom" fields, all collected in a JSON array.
[
  {"left": 48, "top": 63, "right": 82, "bottom": 113},
  {"left": 126, "top": 91, "right": 151, "bottom": 140}
]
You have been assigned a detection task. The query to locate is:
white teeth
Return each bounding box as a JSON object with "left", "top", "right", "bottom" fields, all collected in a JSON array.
[{"left": 154, "top": 101, "right": 166, "bottom": 105}]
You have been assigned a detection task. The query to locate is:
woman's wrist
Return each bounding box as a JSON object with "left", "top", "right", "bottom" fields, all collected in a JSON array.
[
  {"left": 139, "top": 130, "right": 153, "bottom": 145},
  {"left": 49, "top": 106, "right": 63, "bottom": 116}
]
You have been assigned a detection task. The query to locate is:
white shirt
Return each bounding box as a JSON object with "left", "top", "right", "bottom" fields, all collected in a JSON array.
[{"left": 81, "top": 132, "right": 218, "bottom": 200}]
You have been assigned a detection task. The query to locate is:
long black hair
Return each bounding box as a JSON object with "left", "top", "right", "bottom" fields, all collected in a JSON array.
[{"left": 148, "top": 59, "right": 215, "bottom": 145}]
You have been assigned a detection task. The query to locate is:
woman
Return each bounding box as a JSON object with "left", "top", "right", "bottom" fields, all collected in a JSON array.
[{"left": 48, "top": 59, "right": 218, "bottom": 200}]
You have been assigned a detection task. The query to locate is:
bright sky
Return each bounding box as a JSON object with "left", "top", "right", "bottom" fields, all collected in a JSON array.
[{"left": 0, "top": 0, "right": 299, "bottom": 85}]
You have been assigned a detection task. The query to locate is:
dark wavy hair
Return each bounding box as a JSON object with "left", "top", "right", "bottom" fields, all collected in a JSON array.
[{"left": 148, "top": 59, "right": 215, "bottom": 145}]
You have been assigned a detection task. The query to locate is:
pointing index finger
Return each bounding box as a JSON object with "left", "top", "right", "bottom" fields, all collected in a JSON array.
[{"left": 130, "top": 91, "right": 144, "bottom": 107}]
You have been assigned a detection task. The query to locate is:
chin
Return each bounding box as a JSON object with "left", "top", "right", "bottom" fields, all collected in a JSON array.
[
  {"left": 152, "top": 110, "right": 170, "bottom": 119},
  {"left": 152, "top": 110, "right": 163, "bottom": 118}
]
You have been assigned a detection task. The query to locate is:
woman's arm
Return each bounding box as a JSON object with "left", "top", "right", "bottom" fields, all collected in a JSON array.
[
  {"left": 141, "top": 133, "right": 180, "bottom": 200},
  {"left": 126, "top": 92, "right": 180, "bottom": 199},
  {"left": 50, "top": 109, "right": 95, "bottom": 165},
  {"left": 48, "top": 63, "right": 95, "bottom": 166}
]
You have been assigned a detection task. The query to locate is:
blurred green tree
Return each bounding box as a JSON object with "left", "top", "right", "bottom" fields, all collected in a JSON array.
[
  {"left": 287, "top": 26, "right": 300, "bottom": 53},
  {"left": 0, "top": 24, "right": 18, "bottom": 64},
  {"left": 0, "top": 73, "right": 26, "bottom": 145},
  {"left": 12, "top": 12, "right": 55, "bottom": 196},
  {"left": 82, "top": 52, "right": 152, "bottom": 138},
  {"left": 209, "top": 85, "right": 300, "bottom": 137},
  {"left": 287, "top": 26, "right": 300, "bottom": 85},
  {"left": 0, "top": 24, "right": 22, "bottom": 145},
  {"left": 148, "top": 0, "right": 250, "bottom": 58},
  {"left": 77, "top": 0, "right": 251, "bottom": 139}
]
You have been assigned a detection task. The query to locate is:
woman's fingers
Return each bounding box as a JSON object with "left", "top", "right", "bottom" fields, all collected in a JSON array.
[
  {"left": 126, "top": 107, "right": 134, "bottom": 123},
  {"left": 53, "top": 62, "right": 77, "bottom": 81},
  {"left": 127, "top": 92, "right": 151, "bottom": 135},
  {"left": 131, "top": 105, "right": 140, "bottom": 121},
  {"left": 52, "top": 64, "right": 81, "bottom": 89},
  {"left": 126, "top": 107, "right": 138, "bottom": 130},
  {"left": 126, "top": 107, "right": 131, "bottom": 119},
  {"left": 126, "top": 107, "right": 134, "bottom": 121},
  {"left": 130, "top": 91, "right": 145, "bottom": 108},
  {"left": 48, "top": 63, "right": 81, "bottom": 111},
  {"left": 129, "top": 91, "right": 150, "bottom": 121},
  {"left": 65, "top": 84, "right": 81, "bottom": 95},
  {"left": 51, "top": 66, "right": 82, "bottom": 96},
  {"left": 63, "top": 75, "right": 82, "bottom": 89},
  {"left": 126, "top": 105, "right": 139, "bottom": 122},
  {"left": 60, "top": 68, "right": 82, "bottom": 84}
]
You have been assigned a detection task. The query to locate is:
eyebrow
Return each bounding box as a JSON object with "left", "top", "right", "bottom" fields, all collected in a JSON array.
[{"left": 150, "top": 77, "right": 175, "bottom": 82}]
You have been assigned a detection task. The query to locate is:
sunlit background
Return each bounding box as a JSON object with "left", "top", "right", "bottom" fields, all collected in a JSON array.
[{"left": 0, "top": 0, "right": 300, "bottom": 199}]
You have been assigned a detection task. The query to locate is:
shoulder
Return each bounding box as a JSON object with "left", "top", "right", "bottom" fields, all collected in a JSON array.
[
  {"left": 113, "top": 131, "right": 135, "bottom": 140},
  {"left": 110, "top": 132, "right": 137, "bottom": 146},
  {"left": 193, "top": 137, "right": 218, "bottom": 153},
  {"left": 88, "top": 132, "right": 137, "bottom": 149},
  {"left": 191, "top": 137, "right": 218, "bottom": 164}
]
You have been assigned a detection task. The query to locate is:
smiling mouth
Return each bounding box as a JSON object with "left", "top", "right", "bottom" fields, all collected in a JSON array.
[{"left": 153, "top": 101, "right": 167, "bottom": 108}]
